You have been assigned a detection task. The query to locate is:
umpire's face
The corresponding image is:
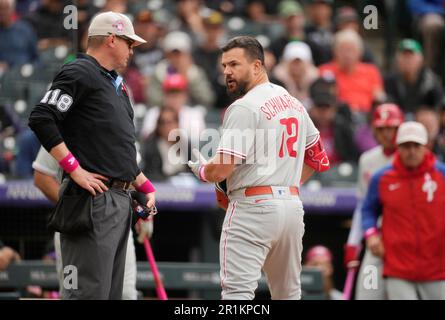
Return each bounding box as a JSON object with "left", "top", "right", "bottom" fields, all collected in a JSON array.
[
  {"left": 221, "top": 48, "right": 260, "bottom": 99},
  {"left": 111, "top": 34, "right": 135, "bottom": 70}
]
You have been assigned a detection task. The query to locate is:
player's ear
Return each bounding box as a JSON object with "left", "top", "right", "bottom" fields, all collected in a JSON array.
[{"left": 253, "top": 59, "right": 262, "bottom": 75}]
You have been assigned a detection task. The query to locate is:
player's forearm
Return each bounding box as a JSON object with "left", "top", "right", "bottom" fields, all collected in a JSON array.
[
  {"left": 34, "top": 171, "right": 60, "bottom": 204},
  {"left": 202, "top": 154, "right": 236, "bottom": 183},
  {"left": 203, "top": 163, "right": 230, "bottom": 183}
]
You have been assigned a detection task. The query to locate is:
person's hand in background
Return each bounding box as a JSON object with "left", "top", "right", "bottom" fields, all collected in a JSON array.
[{"left": 0, "top": 246, "right": 21, "bottom": 270}]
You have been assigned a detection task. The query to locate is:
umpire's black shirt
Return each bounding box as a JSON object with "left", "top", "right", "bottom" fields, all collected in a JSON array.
[{"left": 29, "top": 53, "right": 140, "bottom": 181}]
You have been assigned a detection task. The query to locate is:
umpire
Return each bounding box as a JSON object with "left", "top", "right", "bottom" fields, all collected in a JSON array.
[{"left": 28, "top": 12, "right": 156, "bottom": 299}]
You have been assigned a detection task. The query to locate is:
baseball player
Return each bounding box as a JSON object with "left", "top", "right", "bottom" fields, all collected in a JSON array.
[
  {"left": 32, "top": 146, "right": 153, "bottom": 299},
  {"left": 188, "top": 36, "right": 330, "bottom": 300},
  {"left": 344, "top": 103, "right": 404, "bottom": 299}
]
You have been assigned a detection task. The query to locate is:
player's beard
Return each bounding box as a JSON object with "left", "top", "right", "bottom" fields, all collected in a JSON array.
[{"left": 226, "top": 79, "right": 248, "bottom": 99}]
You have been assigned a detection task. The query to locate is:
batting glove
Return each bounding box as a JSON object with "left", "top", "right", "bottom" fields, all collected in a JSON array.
[
  {"left": 136, "top": 219, "right": 154, "bottom": 243},
  {"left": 188, "top": 148, "right": 208, "bottom": 181}
]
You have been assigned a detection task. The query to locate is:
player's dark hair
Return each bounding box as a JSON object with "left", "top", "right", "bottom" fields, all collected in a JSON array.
[{"left": 221, "top": 36, "right": 265, "bottom": 65}]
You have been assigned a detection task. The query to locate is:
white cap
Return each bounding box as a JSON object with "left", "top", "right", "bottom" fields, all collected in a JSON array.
[
  {"left": 163, "top": 31, "right": 192, "bottom": 53},
  {"left": 88, "top": 11, "right": 147, "bottom": 46},
  {"left": 282, "top": 41, "right": 312, "bottom": 63},
  {"left": 396, "top": 121, "right": 428, "bottom": 145}
]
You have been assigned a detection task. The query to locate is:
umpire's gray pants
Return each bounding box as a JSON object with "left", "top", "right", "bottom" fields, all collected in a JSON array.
[{"left": 60, "top": 188, "right": 131, "bottom": 299}]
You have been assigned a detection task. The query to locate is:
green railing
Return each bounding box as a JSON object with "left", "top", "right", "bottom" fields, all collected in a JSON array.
[{"left": 0, "top": 261, "right": 325, "bottom": 300}]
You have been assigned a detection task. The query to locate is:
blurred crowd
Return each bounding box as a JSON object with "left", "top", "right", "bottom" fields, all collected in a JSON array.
[{"left": 1, "top": 0, "right": 445, "bottom": 183}]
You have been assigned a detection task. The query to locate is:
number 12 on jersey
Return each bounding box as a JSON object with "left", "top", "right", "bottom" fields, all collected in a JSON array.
[{"left": 279, "top": 117, "right": 299, "bottom": 158}]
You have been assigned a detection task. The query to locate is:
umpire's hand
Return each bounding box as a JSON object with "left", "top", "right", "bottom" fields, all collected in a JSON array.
[
  {"left": 145, "top": 191, "right": 156, "bottom": 209},
  {"left": 70, "top": 166, "right": 109, "bottom": 196}
]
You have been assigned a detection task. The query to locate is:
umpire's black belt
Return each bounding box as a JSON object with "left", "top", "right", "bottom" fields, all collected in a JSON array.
[{"left": 106, "top": 179, "right": 132, "bottom": 191}]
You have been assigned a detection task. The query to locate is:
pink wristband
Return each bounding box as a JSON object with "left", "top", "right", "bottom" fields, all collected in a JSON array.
[
  {"left": 198, "top": 165, "right": 208, "bottom": 182},
  {"left": 137, "top": 179, "right": 155, "bottom": 194},
  {"left": 59, "top": 152, "right": 79, "bottom": 173},
  {"left": 364, "top": 227, "right": 379, "bottom": 239}
]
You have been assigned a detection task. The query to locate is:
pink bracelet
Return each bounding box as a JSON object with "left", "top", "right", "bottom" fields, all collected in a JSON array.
[
  {"left": 364, "top": 227, "right": 379, "bottom": 239},
  {"left": 199, "top": 165, "right": 208, "bottom": 182},
  {"left": 137, "top": 179, "right": 155, "bottom": 194},
  {"left": 59, "top": 152, "right": 79, "bottom": 173}
]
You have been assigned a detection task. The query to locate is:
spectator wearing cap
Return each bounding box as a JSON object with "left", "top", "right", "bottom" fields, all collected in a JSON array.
[
  {"left": 273, "top": 41, "right": 318, "bottom": 107},
  {"left": 334, "top": 6, "right": 375, "bottom": 64},
  {"left": 408, "top": 0, "right": 445, "bottom": 69},
  {"left": 23, "top": 0, "right": 72, "bottom": 50},
  {"left": 149, "top": 31, "right": 215, "bottom": 108},
  {"left": 307, "top": 76, "right": 359, "bottom": 164},
  {"left": 142, "top": 73, "right": 206, "bottom": 146},
  {"left": 362, "top": 121, "right": 445, "bottom": 299},
  {"left": 415, "top": 107, "right": 445, "bottom": 161},
  {"left": 193, "top": 10, "right": 231, "bottom": 109},
  {"left": 304, "top": 245, "right": 343, "bottom": 300},
  {"left": 238, "top": 0, "right": 276, "bottom": 39},
  {"left": 319, "top": 29, "right": 385, "bottom": 114},
  {"left": 168, "top": 0, "right": 207, "bottom": 43},
  {"left": 132, "top": 9, "right": 164, "bottom": 78},
  {"left": 0, "top": 0, "right": 38, "bottom": 75},
  {"left": 304, "top": 0, "right": 335, "bottom": 66},
  {"left": 385, "top": 39, "right": 443, "bottom": 116},
  {"left": 270, "top": 0, "right": 310, "bottom": 62},
  {"left": 114, "top": 9, "right": 164, "bottom": 106}
]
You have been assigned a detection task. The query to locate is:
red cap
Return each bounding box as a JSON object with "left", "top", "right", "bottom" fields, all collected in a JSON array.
[
  {"left": 372, "top": 103, "right": 404, "bottom": 128},
  {"left": 162, "top": 74, "right": 188, "bottom": 92}
]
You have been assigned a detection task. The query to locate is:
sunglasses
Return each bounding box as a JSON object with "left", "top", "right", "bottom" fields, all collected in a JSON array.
[{"left": 110, "top": 33, "right": 135, "bottom": 49}]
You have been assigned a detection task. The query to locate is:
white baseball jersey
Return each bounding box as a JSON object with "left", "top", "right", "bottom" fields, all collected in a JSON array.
[
  {"left": 216, "top": 82, "right": 320, "bottom": 193},
  {"left": 32, "top": 147, "right": 63, "bottom": 181},
  {"left": 347, "top": 145, "right": 394, "bottom": 245},
  {"left": 350, "top": 145, "right": 393, "bottom": 300}
]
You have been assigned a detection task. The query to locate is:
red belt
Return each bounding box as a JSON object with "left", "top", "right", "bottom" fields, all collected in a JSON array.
[{"left": 244, "top": 186, "right": 299, "bottom": 197}]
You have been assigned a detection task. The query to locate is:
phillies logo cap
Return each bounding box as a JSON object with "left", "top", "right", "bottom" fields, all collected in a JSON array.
[{"left": 88, "top": 11, "right": 147, "bottom": 46}]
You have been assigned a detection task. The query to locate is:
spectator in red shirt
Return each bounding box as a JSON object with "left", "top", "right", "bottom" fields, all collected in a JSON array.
[{"left": 319, "top": 29, "right": 385, "bottom": 114}]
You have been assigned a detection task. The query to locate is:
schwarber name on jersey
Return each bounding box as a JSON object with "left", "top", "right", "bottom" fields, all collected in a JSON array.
[{"left": 216, "top": 82, "right": 328, "bottom": 193}]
